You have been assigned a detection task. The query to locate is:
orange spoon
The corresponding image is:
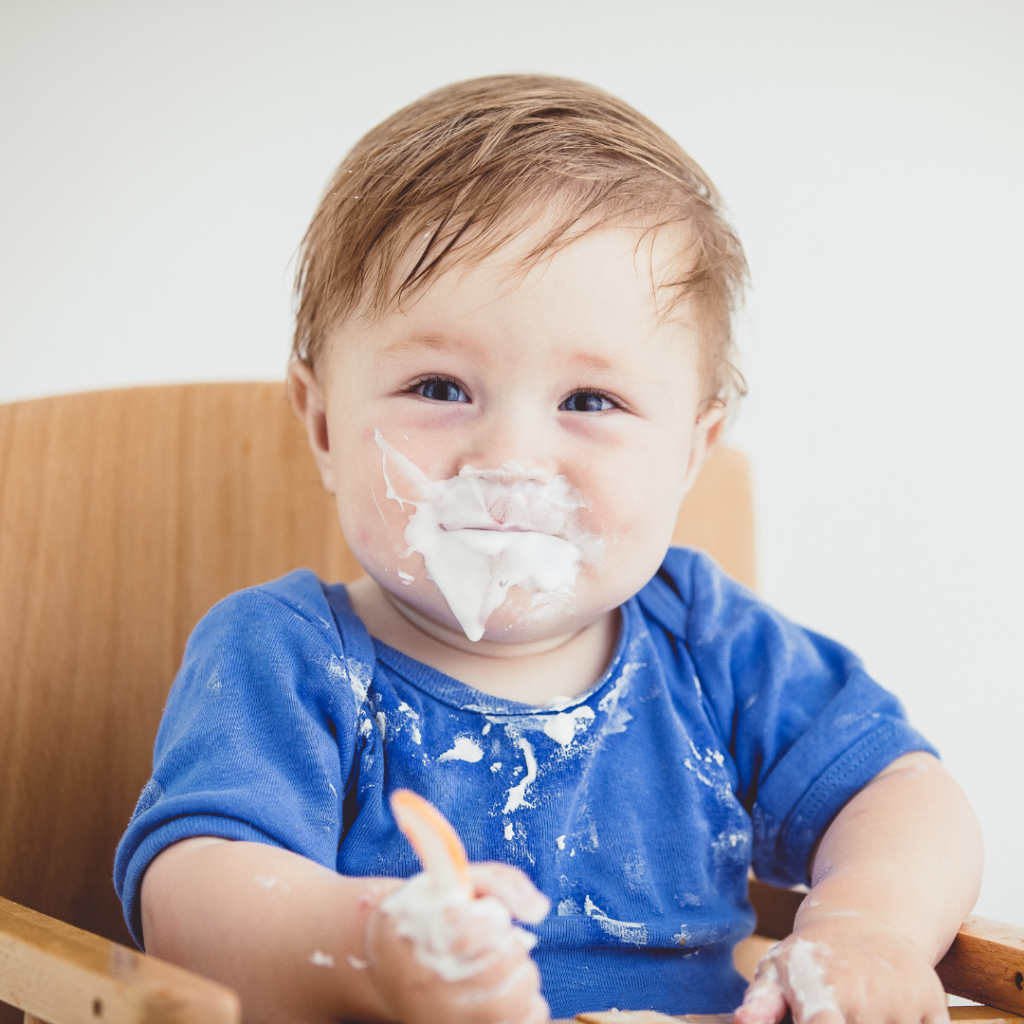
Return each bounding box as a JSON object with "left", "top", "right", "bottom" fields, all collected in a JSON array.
[{"left": 390, "top": 789, "right": 473, "bottom": 896}]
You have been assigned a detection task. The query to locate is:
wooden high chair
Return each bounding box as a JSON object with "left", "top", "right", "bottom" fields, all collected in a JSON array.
[{"left": 0, "top": 384, "right": 1020, "bottom": 1024}]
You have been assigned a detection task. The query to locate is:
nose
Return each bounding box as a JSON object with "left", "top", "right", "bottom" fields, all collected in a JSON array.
[{"left": 456, "top": 395, "right": 561, "bottom": 478}]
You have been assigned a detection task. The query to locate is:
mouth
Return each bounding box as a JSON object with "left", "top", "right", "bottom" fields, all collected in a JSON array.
[{"left": 439, "top": 524, "right": 537, "bottom": 534}]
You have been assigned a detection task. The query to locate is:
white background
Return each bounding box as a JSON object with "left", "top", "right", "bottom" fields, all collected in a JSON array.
[{"left": 2, "top": 1, "right": 1021, "bottom": 925}]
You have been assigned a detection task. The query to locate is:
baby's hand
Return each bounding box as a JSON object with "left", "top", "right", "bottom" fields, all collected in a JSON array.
[
  {"left": 365, "top": 862, "right": 550, "bottom": 1024},
  {"left": 734, "top": 915, "right": 948, "bottom": 1024}
]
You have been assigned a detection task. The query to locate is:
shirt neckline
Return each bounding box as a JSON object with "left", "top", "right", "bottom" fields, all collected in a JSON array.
[{"left": 347, "top": 594, "right": 637, "bottom": 716}]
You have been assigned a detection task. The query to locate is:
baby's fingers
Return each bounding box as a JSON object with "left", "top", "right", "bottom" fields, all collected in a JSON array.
[
  {"left": 455, "top": 954, "right": 550, "bottom": 1024},
  {"left": 734, "top": 968, "right": 788, "bottom": 1024},
  {"left": 514, "top": 990, "right": 551, "bottom": 1024},
  {"left": 442, "top": 896, "right": 532, "bottom": 959},
  {"left": 468, "top": 862, "right": 550, "bottom": 923},
  {"left": 758, "top": 938, "right": 844, "bottom": 1024}
]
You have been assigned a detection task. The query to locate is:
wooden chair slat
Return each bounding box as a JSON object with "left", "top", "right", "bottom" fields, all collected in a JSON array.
[{"left": 0, "top": 896, "right": 239, "bottom": 1024}]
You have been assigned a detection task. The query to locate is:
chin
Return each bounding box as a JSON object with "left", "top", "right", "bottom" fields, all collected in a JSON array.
[
  {"left": 398, "top": 572, "right": 618, "bottom": 646},
  {"left": 477, "top": 593, "right": 586, "bottom": 644}
]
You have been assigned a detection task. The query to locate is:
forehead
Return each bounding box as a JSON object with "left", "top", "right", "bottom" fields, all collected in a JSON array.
[{"left": 341, "top": 224, "right": 702, "bottom": 369}]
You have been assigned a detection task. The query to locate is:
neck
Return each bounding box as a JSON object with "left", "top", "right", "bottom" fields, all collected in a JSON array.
[
  {"left": 345, "top": 576, "right": 619, "bottom": 706},
  {"left": 380, "top": 587, "right": 591, "bottom": 660}
]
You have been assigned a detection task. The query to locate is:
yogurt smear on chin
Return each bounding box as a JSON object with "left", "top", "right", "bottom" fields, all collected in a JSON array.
[{"left": 375, "top": 431, "right": 599, "bottom": 641}]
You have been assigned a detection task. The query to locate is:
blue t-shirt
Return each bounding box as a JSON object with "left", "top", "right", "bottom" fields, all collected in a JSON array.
[{"left": 115, "top": 548, "right": 934, "bottom": 1016}]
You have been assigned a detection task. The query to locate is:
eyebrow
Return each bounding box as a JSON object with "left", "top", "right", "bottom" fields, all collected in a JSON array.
[
  {"left": 379, "top": 333, "right": 457, "bottom": 356},
  {"left": 379, "top": 333, "right": 642, "bottom": 381},
  {"left": 565, "top": 351, "right": 617, "bottom": 373},
  {"left": 384, "top": 335, "right": 620, "bottom": 364}
]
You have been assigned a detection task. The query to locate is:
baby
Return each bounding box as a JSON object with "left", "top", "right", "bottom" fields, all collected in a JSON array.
[{"left": 115, "top": 75, "right": 982, "bottom": 1024}]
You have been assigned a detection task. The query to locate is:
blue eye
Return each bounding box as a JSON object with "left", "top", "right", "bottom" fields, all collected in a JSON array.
[
  {"left": 415, "top": 378, "right": 468, "bottom": 402},
  {"left": 560, "top": 391, "right": 615, "bottom": 412}
]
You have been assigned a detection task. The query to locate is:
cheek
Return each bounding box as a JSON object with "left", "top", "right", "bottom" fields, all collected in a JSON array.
[
  {"left": 358, "top": 412, "right": 468, "bottom": 484},
  {"left": 329, "top": 435, "right": 403, "bottom": 568},
  {"left": 578, "top": 441, "right": 690, "bottom": 543},
  {"left": 354, "top": 519, "right": 378, "bottom": 552},
  {"left": 335, "top": 489, "right": 386, "bottom": 571}
]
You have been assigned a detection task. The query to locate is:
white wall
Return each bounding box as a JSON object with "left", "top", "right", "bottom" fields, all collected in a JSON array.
[{"left": 2, "top": 1, "right": 1021, "bottom": 924}]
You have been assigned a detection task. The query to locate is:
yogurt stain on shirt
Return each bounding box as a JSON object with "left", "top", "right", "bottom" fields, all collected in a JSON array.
[
  {"left": 583, "top": 895, "right": 648, "bottom": 946},
  {"left": 396, "top": 702, "right": 422, "bottom": 744},
  {"left": 502, "top": 737, "right": 537, "bottom": 813},
  {"left": 438, "top": 736, "right": 484, "bottom": 763},
  {"left": 542, "top": 705, "right": 596, "bottom": 746}
]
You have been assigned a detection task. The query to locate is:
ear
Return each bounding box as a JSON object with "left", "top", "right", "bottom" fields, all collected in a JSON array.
[
  {"left": 682, "top": 400, "right": 727, "bottom": 494},
  {"left": 287, "top": 360, "right": 337, "bottom": 494}
]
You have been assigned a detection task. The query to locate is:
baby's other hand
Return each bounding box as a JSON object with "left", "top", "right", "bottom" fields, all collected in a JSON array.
[
  {"left": 365, "top": 862, "right": 550, "bottom": 1024},
  {"left": 733, "top": 915, "right": 948, "bottom": 1024}
]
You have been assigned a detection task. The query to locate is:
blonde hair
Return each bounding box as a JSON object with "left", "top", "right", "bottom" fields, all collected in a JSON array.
[{"left": 292, "top": 74, "right": 748, "bottom": 401}]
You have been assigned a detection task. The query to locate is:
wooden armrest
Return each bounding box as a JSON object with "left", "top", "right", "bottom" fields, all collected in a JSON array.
[
  {"left": 937, "top": 916, "right": 1024, "bottom": 1017},
  {"left": 747, "top": 878, "right": 806, "bottom": 940},
  {"left": 568, "top": 1013, "right": 1022, "bottom": 1024},
  {"left": 0, "top": 896, "right": 240, "bottom": 1024},
  {"left": 748, "top": 881, "right": 1024, "bottom": 1016}
]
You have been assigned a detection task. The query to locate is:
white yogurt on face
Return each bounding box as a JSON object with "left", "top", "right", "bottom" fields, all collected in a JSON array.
[{"left": 375, "top": 431, "right": 598, "bottom": 641}]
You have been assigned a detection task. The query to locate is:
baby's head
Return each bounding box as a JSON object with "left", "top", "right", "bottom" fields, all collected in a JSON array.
[{"left": 289, "top": 74, "right": 748, "bottom": 645}]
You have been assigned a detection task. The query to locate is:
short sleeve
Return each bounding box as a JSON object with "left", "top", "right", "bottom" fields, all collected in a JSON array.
[
  {"left": 640, "top": 549, "right": 937, "bottom": 888},
  {"left": 113, "top": 570, "right": 364, "bottom": 948}
]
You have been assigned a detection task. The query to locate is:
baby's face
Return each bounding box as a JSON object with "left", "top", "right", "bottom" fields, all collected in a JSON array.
[{"left": 308, "top": 226, "right": 721, "bottom": 644}]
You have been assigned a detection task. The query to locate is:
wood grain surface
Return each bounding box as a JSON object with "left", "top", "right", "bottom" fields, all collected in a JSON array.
[
  {"left": 671, "top": 446, "right": 756, "bottom": 591},
  {"left": 0, "top": 895, "right": 239, "bottom": 1024},
  {"left": 746, "top": 879, "right": 806, "bottom": 941},
  {"left": 948, "top": 1008, "right": 1024, "bottom": 1024},
  {"left": 561, "top": 1011, "right": 1024, "bottom": 1024},
  {"left": 938, "top": 917, "right": 1024, "bottom": 1016},
  {"left": 0, "top": 385, "right": 355, "bottom": 950}
]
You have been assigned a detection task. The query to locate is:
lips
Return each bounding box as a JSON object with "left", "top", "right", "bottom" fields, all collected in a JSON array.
[
  {"left": 432, "top": 484, "right": 580, "bottom": 539},
  {"left": 438, "top": 524, "right": 535, "bottom": 533}
]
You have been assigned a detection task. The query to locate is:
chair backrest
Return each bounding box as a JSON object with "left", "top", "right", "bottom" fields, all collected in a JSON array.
[{"left": 0, "top": 383, "right": 755, "bottom": 948}]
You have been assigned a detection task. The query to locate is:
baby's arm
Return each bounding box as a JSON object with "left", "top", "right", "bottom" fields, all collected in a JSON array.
[
  {"left": 141, "top": 837, "right": 547, "bottom": 1024},
  {"left": 735, "top": 751, "right": 983, "bottom": 1024}
]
